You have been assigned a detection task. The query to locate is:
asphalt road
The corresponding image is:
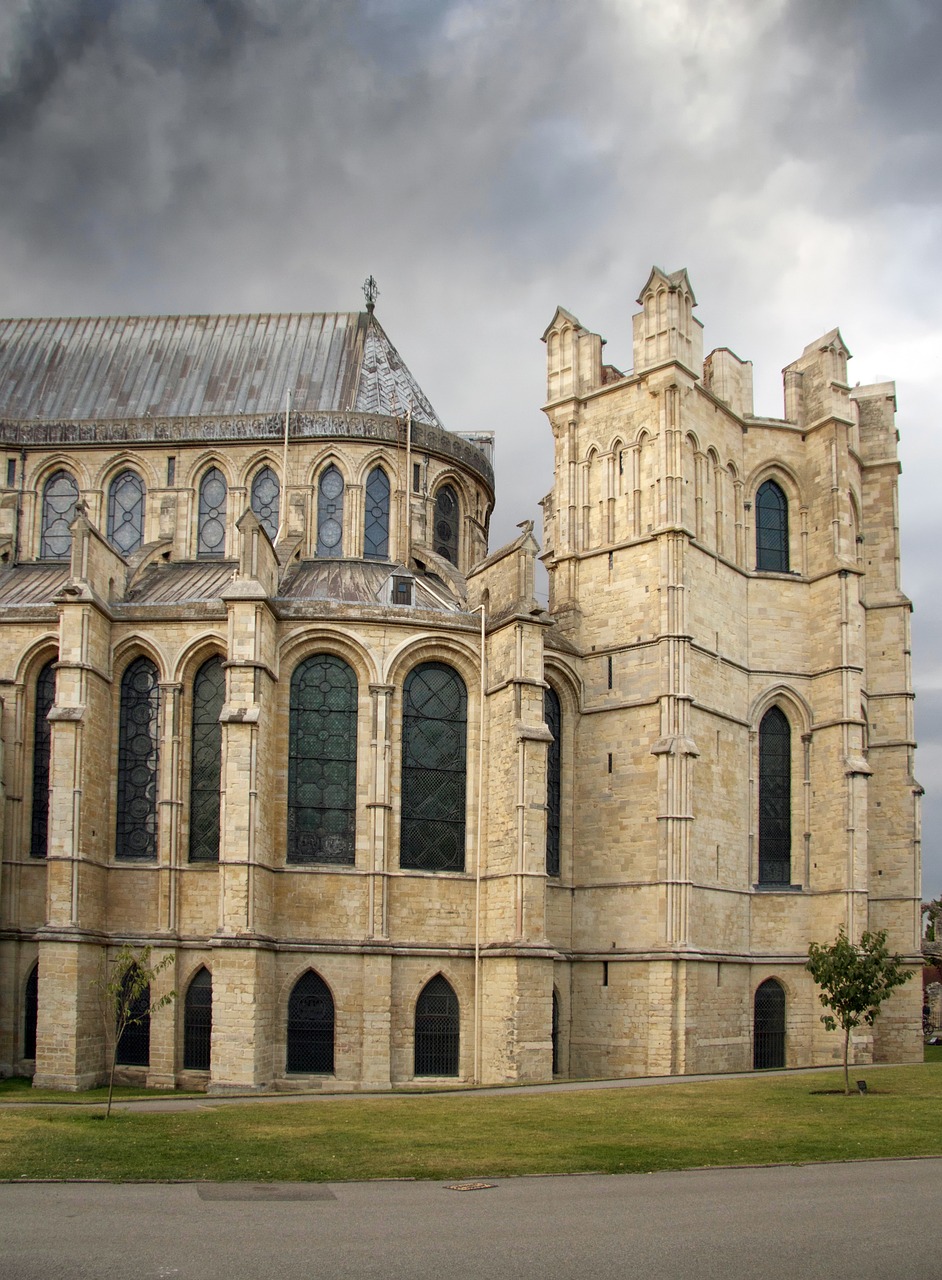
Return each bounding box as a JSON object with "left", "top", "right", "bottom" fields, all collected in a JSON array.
[{"left": 1, "top": 1159, "right": 939, "bottom": 1280}]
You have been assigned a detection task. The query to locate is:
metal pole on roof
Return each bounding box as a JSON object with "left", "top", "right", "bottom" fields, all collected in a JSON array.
[{"left": 404, "top": 405, "right": 412, "bottom": 567}]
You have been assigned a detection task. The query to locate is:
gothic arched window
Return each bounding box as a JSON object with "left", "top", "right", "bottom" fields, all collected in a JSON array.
[
  {"left": 363, "top": 466, "right": 390, "bottom": 559},
  {"left": 107, "top": 470, "right": 145, "bottom": 556},
  {"left": 545, "top": 685, "right": 561, "bottom": 877},
  {"left": 40, "top": 471, "right": 78, "bottom": 559},
  {"left": 189, "top": 657, "right": 224, "bottom": 863},
  {"left": 755, "top": 479, "right": 789, "bottom": 572},
  {"left": 414, "top": 974, "right": 459, "bottom": 1077},
  {"left": 116, "top": 658, "right": 160, "bottom": 861},
  {"left": 30, "top": 660, "right": 56, "bottom": 859},
  {"left": 286, "top": 971, "right": 335, "bottom": 1073},
  {"left": 197, "top": 467, "right": 227, "bottom": 558},
  {"left": 401, "top": 662, "right": 467, "bottom": 872},
  {"left": 287, "top": 654, "right": 357, "bottom": 865},
  {"left": 758, "top": 707, "right": 791, "bottom": 885},
  {"left": 24, "top": 964, "right": 38, "bottom": 1060},
  {"left": 551, "top": 988, "right": 560, "bottom": 1075},
  {"left": 251, "top": 466, "right": 280, "bottom": 543},
  {"left": 753, "top": 978, "right": 786, "bottom": 1069},
  {"left": 115, "top": 968, "right": 151, "bottom": 1066},
  {"left": 183, "top": 967, "right": 213, "bottom": 1071},
  {"left": 433, "top": 484, "right": 459, "bottom": 564},
  {"left": 316, "top": 465, "right": 344, "bottom": 557}
]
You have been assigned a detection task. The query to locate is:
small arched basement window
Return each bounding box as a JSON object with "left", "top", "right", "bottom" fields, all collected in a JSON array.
[
  {"left": 40, "top": 471, "right": 78, "bottom": 559},
  {"left": 414, "top": 975, "right": 459, "bottom": 1077},
  {"left": 107, "top": 470, "right": 145, "bottom": 556},
  {"left": 753, "top": 978, "right": 786, "bottom": 1069},
  {"left": 24, "top": 964, "right": 38, "bottom": 1060},
  {"left": 115, "top": 968, "right": 151, "bottom": 1067},
  {"left": 286, "top": 971, "right": 335, "bottom": 1073},
  {"left": 183, "top": 967, "right": 213, "bottom": 1071},
  {"left": 755, "top": 480, "right": 789, "bottom": 572}
]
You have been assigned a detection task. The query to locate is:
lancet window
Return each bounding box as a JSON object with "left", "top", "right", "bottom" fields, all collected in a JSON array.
[
  {"left": 287, "top": 655, "right": 357, "bottom": 865},
  {"left": 116, "top": 658, "right": 160, "bottom": 861},
  {"left": 189, "top": 657, "right": 224, "bottom": 863},
  {"left": 40, "top": 471, "right": 78, "bottom": 559},
  {"left": 363, "top": 466, "right": 390, "bottom": 559},
  {"left": 107, "top": 470, "right": 145, "bottom": 556},
  {"left": 400, "top": 662, "right": 467, "bottom": 872},
  {"left": 197, "top": 467, "right": 227, "bottom": 558}
]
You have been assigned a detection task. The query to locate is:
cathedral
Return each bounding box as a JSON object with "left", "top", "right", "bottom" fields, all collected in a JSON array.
[{"left": 0, "top": 268, "right": 923, "bottom": 1090}]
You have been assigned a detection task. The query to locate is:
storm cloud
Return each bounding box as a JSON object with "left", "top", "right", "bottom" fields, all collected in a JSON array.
[{"left": 2, "top": 0, "right": 940, "bottom": 896}]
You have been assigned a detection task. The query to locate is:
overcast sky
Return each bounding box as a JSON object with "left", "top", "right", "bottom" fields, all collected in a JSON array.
[{"left": 1, "top": 0, "right": 940, "bottom": 902}]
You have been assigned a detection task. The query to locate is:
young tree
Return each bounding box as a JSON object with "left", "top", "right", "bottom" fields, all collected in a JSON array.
[
  {"left": 97, "top": 945, "right": 175, "bottom": 1117},
  {"left": 806, "top": 928, "right": 913, "bottom": 1095}
]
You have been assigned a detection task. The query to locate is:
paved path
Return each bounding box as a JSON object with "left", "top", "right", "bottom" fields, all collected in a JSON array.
[{"left": 2, "top": 1158, "right": 939, "bottom": 1279}]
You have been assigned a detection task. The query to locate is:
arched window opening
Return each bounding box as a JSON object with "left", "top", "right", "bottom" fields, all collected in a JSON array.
[
  {"left": 40, "top": 471, "right": 78, "bottom": 560},
  {"left": 758, "top": 707, "right": 791, "bottom": 886},
  {"left": 189, "top": 657, "right": 224, "bottom": 862},
  {"left": 753, "top": 978, "right": 786, "bottom": 1069},
  {"left": 551, "top": 988, "right": 560, "bottom": 1075},
  {"left": 755, "top": 480, "right": 789, "bottom": 572},
  {"left": 414, "top": 975, "right": 459, "bottom": 1077},
  {"left": 433, "top": 484, "right": 459, "bottom": 564},
  {"left": 286, "top": 971, "right": 335, "bottom": 1073},
  {"left": 183, "top": 967, "right": 212, "bottom": 1071},
  {"left": 363, "top": 466, "right": 390, "bottom": 559},
  {"left": 401, "top": 662, "right": 467, "bottom": 872},
  {"left": 116, "top": 658, "right": 160, "bottom": 861},
  {"left": 24, "top": 964, "right": 38, "bottom": 1060},
  {"left": 545, "top": 686, "right": 561, "bottom": 877},
  {"left": 115, "top": 968, "right": 151, "bottom": 1067},
  {"left": 30, "top": 660, "right": 56, "bottom": 859},
  {"left": 288, "top": 655, "right": 357, "bottom": 865},
  {"left": 251, "top": 466, "right": 280, "bottom": 543},
  {"left": 197, "top": 467, "right": 227, "bottom": 558},
  {"left": 107, "top": 470, "right": 145, "bottom": 556},
  {"left": 316, "top": 465, "right": 344, "bottom": 557}
]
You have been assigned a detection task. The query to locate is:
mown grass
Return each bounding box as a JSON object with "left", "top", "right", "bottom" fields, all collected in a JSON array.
[
  {"left": 0, "top": 1076, "right": 201, "bottom": 1104},
  {"left": 1, "top": 1062, "right": 941, "bottom": 1183}
]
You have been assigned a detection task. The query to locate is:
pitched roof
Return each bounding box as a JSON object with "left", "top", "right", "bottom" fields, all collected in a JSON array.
[{"left": 0, "top": 310, "right": 442, "bottom": 427}]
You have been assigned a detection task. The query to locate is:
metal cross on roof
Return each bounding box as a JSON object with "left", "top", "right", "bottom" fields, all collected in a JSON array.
[{"left": 362, "top": 275, "right": 380, "bottom": 313}]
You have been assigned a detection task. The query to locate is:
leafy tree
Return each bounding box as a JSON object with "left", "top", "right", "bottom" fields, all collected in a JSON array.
[
  {"left": 806, "top": 928, "right": 913, "bottom": 1095},
  {"left": 96, "top": 945, "right": 175, "bottom": 1117},
  {"left": 922, "top": 897, "right": 941, "bottom": 944}
]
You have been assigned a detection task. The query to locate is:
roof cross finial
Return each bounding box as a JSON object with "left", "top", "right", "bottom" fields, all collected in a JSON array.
[{"left": 363, "top": 275, "right": 379, "bottom": 314}]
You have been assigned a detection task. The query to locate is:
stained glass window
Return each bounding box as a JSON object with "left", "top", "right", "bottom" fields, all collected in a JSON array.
[
  {"left": 251, "top": 466, "right": 280, "bottom": 543},
  {"left": 758, "top": 707, "right": 791, "bottom": 885},
  {"left": 30, "top": 660, "right": 56, "bottom": 859},
  {"left": 363, "top": 466, "right": 390, "bottom": 559},
  {"left": 115, "top": 969, "right": 150, "bottom": 1067},
  {"left": 189, "top": 657, "right": 224, "bottom": 862},
  {"left": 414, "top": 974, "right": 459, "bottom": 1076},
  {"left": 316, "top": 465, "right": 344, "bottom": 557},
  {"left": 545, "top": 686, "right": 561, "bottom": 877},
  {"left": 433, "top": 484, "right": 459, "bottom": 564},
  {"left": 756, "top": 480, "right": 789, "bottom": 572},
  {"left": 753, "top": 978, "right": 786, "bottom": 1069},
  {"left": 40, "top": 471, "right": 78, "bottom": 559},
  {"left": 106, "top": 470, "right": 145, "bottom": 556},
  {"left": 116, "top": 658, "right": 160, "bottom": 861},
  {"left": 286, "top": 971, "right": 335, "bottom": 1073},
  {"left": 197, "top": 467, "right": 227, "bottom": 558},
  {"left": 400, "top": 662, "right": 466, "bottom": 872},
  {"left": 24, "top": 964, "right": 38, "bottom": 1060},
  {"left": 287, "top": 655, "right": 357, "bottom": 865},
  {"left": 183, "top": 967, "right": 212, "bottom": 1071}
]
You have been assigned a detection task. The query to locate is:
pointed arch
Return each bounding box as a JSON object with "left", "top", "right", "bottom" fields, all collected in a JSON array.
[
  {"left": 115, "top": 966, "right": 150, "bottom": 1067},
  {"left": 432, "top": 483, "right": 459, "bottom": 565},
  {"left": 183, "top": 967, "right": 213, "bottom": 1071},
  {"left": 250, "top": 465, "right": 280, "bottom": 543},
  {"left": 317, "top": 463, "right": 345, "bottom": 557},
  {"left": 23, "top": 963, "right": 38, "bottom": 1060},
  {"left": 755, "top": 479, "right": 789, "bottom": 572},
  {"left": 363, "top": 465, "right": 390, "bottom": 559},
  {"left": 414, "top": 974, "right": 459, "bottom": 1077},
  {"left": 116, "top": 656, "right": 160, "bottom": 861},
  {"left": 758, "top": 706, "right": 791, "bottom": 885},
  {"left": 288, "top": 654, "right": 358, "bottom": 864},
  {"left": 30, "top": 659, "right": 56, "bottom": 859},
  {"left": 286, "top": 970, "right": 335, "bottom": 1073},
  {"left": 40, "top": 470, "right": 78, "bottom": 559},
  {"left": 197, "top": 466, "right": 228, "bottom": 558},
  {"left": 106, "top": 469, "right": 145, "bottom": 556},
  {"left": 545, "top": 684, "right": 561, "bottom": 877},
  {"left": 189, "top": 656, "right": 224, "bottom": 862},
  {"left": 400, "top": 662, "right": 467, "bottom": 872}
]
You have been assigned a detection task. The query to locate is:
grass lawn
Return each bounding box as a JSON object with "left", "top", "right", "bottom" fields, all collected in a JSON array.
[{"left": 1, "top": 1061, "right": 941, "bottom": 1183}]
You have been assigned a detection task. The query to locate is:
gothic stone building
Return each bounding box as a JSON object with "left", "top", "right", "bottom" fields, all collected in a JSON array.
[{"left": 0, "top": 269, "right": 923, "bottom": 1090}]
